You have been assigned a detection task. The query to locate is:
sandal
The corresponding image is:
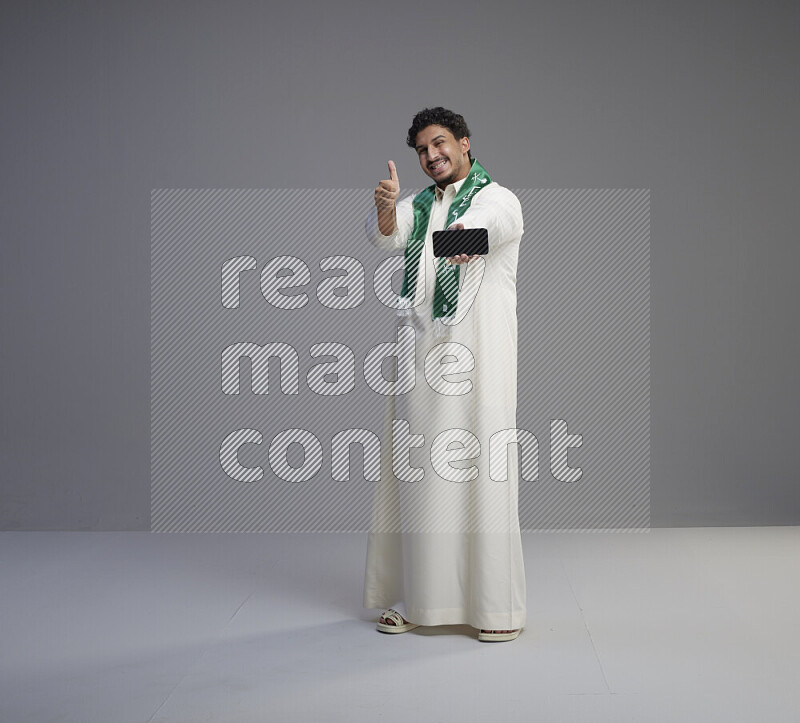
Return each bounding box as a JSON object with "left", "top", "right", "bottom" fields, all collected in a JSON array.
[
  {"left": 478, "top": 628, "right": 521, "bottom": 642},
  {"left": 376, "top": 609, "right": 419, "bottom": 634}
]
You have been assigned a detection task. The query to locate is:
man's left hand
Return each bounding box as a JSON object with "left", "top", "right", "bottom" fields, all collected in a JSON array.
[{"left": 446, "top": 223, "right": 480, "bottom": 265}]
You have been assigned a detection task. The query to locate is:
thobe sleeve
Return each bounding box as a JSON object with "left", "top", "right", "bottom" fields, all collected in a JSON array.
[
  {"left": 365, "top": 192, "right": 417, "bottom": 251},
  {"left": 454, "top": 184, "right": 523, "bottom": 251}
]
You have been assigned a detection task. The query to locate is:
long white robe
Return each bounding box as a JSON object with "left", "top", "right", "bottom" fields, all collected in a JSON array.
[{"left": 362, "top": 173, "right": 527, "bottom": 631}]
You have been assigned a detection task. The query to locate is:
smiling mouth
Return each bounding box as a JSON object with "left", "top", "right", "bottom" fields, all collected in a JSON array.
[{"left": 429, "top": 159, "right": 448, "bottom": 173}]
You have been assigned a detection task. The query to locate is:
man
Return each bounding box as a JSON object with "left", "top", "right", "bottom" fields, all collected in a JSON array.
[{"left": 363, "top": 107, "right": 526, "bottom": 642}]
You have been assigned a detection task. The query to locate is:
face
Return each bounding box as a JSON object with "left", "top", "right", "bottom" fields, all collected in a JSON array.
[{"left": 414, "top": 124, "right": 471, "bottom": 188}]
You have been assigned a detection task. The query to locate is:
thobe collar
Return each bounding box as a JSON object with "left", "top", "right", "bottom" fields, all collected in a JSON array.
[{"left": 434, "top": 172, "right": 469, "bottom": 202}]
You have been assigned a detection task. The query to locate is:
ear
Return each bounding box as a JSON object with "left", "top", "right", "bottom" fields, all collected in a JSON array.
[{"left": 461, "top": 136, "right": 470, "bottom": 157}]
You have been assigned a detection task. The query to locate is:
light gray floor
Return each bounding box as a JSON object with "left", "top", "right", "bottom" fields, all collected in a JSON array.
[{"left": 1, "top": 527, "right": 798, "bottom": 722}]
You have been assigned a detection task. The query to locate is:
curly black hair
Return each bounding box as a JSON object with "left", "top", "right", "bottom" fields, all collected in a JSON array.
[{"left": 406, "top": 107, "right": 473, "bottom": 160}]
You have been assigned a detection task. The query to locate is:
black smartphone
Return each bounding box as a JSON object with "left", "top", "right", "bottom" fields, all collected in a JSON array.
[{"left": 432, "top": 228, "right": 489, "bottom": 258}]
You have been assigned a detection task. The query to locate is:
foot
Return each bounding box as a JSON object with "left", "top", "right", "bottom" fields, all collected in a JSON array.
[{"left": 380, "top": 610, "right": 411, "bottom": 626}]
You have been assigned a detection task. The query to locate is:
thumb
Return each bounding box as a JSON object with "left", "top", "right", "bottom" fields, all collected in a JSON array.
[{"left": 388, "top": 160, "right": 399, "bottom": 183}]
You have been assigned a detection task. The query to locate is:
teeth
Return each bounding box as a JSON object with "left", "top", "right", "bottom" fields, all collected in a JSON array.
[{"left": 431, "top": 160, "right": 446, "bottom": 170}]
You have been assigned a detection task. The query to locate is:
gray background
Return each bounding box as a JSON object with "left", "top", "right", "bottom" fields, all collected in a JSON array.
[{"left": 1, "top": 0, "right": 797, "bottom": 530}]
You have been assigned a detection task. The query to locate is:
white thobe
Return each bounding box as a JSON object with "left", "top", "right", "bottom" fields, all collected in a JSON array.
[{"left": 362, "top": 172, "right": 527, "bottom": 630}]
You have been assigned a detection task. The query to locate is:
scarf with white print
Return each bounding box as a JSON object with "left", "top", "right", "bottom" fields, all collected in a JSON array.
[{"left": 396, "top": 158, "right": 491, "bottom": 336}]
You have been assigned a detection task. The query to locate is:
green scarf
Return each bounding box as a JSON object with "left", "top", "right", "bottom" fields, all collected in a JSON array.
[{"left": 397, "top": 158, "right": 492, "bottom": 336}]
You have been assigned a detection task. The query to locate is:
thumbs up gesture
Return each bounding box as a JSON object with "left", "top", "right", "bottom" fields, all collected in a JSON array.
[
  {"left": 375, "top": 161, "right": 400, "bottom": 235},
  {"left": 374, "top": 160, "right": 400, "bottom": 211}
]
